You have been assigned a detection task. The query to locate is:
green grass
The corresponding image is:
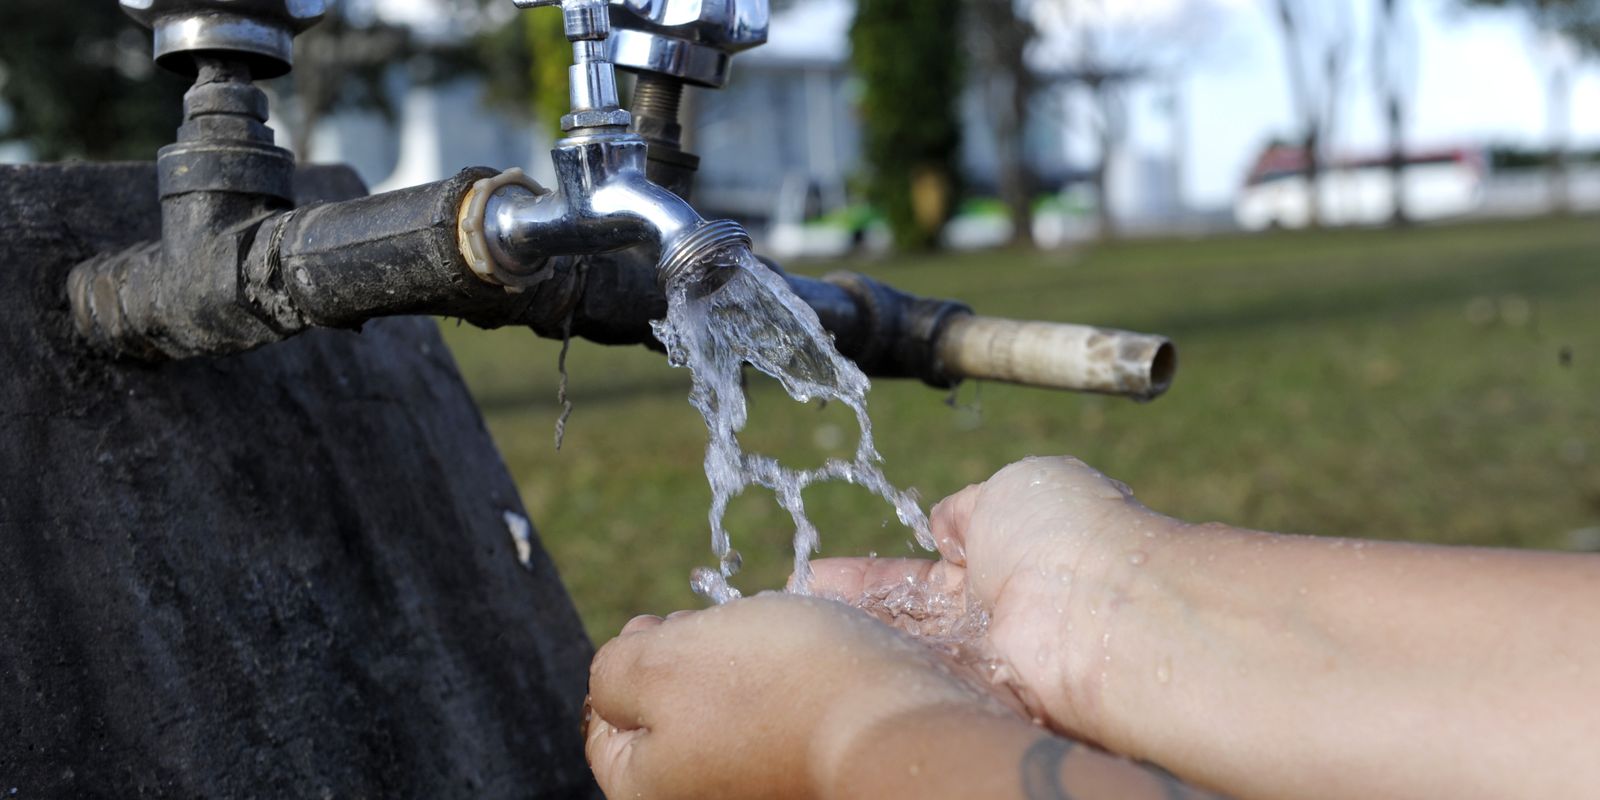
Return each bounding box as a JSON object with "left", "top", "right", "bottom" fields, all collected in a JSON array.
[{"left": 440, "top": 216, "right": 1600, "bottom": 641}]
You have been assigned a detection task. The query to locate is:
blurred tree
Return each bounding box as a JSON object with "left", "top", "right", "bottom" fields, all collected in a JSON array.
[
  {"left": 968, "top": 0, "right": 1039, "bottom": 247},
  {"left": 850, "top": 0, "right": 965, "bottom": 251},
  {"left": 1373, "top": 0, "right": 1418, "bottom": 225},
  {"left": 1034, "top": 0, "right": 1216, "bottom": 240},
  {"left": 1271, "top": 0, "right": 1354, "bottom": 229},
  {"left": 1461, "top": 0, "right": 1600, "bottom": 213},
  {"left": 0, "top": 0, "right": 185, "bottom": 160},
  {"left": 283, "top": 2, "right": 414, "bottom": 160},
  {"left": 1069, "top": 24, "right": 1140, "bottom": 241},
  {"left": 475, "top": 4, "right": 571, "bottom": 142}
]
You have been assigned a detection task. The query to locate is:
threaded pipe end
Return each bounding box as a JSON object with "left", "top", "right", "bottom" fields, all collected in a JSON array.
[
  {"left": 632, "top": 74, "right": 684, "bottom": 122},
  {"left": 657, "top": 219, "right": 751, "bottom": 289}
]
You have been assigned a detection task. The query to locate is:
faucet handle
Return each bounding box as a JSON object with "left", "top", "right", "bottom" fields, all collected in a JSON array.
[
  {"left": 608, "top": 0, "right": 769, "bottom": 88},
  {"left": 120, "top": 0, "right": 326, "bottom": 79}
]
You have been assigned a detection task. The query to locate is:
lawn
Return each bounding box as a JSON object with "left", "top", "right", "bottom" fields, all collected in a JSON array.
[{"left": 440, "top": 216, "right": 1600, "bottom": 642}]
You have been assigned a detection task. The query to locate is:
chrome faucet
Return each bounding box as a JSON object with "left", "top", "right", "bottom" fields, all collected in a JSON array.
[{"left": 458, "top": 0, "right": 752, "bottom": 293}]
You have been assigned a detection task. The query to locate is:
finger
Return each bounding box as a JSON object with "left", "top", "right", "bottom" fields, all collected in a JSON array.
[
  {"left": 805, "top": 557, "right": 947, "bottom": 600},
  {"left": 585, "top": 710, "right": 652, "bottom": 799},
  {"left": 665, "top": 609, "right": 695, "bottom": 621},
  {"left": 588, "top": 628, "right": 664, "bottom": 731},
  {"left": 930, "top": 483, "right": 983, "bottom": 564},
  {"left": 621, "top": 614, "right": 664, "bottom": 635}
]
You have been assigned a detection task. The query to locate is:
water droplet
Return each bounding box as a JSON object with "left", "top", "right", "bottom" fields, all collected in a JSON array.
[
  {"left": 1156, "top": 659, "right": 1171, "bottom": 684},
  {"left": 691, "top": 566, "right": 741, "bottom": 604},
  {"left": 721, "top": 548, "right": 743, "bottom": 576},
  {"left": 1128, "top": 551, "right": 1148, "bottom": 566}
]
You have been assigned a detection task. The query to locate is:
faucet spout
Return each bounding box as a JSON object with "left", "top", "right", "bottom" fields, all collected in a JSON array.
[{"left": 469, "top": 132, "right": 749, "bottom": 291}]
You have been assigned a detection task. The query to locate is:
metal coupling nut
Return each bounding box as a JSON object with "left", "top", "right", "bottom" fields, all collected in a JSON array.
[{"left": 561, "top": 108, "right": 634, "bottom": 131}]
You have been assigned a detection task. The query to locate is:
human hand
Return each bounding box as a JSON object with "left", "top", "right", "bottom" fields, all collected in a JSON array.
[
  {"left": 809, "top": 456, "right": 1179, "bottom": 743},
  {"left": 584, "top": 592, "right": 1017, "bottom": 799}
]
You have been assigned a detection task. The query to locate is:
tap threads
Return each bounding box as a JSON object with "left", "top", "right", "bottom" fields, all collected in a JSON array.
[
  {"left": 657, "top": 219, "right": 751, "bottom": 289},
  {"left": 631, "top": 75, "right": 684, "bottom": 123}
]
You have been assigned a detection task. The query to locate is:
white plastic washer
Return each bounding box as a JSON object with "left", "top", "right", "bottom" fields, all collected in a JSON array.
[{"left": 457, "top": 167, "right": 551, "bottom": 292}]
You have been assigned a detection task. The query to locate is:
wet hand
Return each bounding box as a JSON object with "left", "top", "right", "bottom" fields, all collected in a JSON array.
[
  {"left": 808, "top": 456, "right": 1179, "bottom": 743},
  {"left": 584, "top": 592, "right": 1014, "bottom": 799}
]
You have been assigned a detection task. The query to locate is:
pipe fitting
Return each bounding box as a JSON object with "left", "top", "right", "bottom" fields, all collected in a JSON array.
[
  {"left": 457, "top": 168, "right": 555, "bottom": 292},
  {"left": 657, "top": 219, "right": 751, "bottom": 289}
]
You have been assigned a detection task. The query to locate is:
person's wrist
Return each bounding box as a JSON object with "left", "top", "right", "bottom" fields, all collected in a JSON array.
[{"left": 1000, "top": 499, "right": 1187, "bottom": 747}]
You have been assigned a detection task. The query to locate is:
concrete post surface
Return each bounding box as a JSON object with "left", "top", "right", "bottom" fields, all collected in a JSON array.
[{"left": 0, "top": 164, "right": 596, "bottom": 798}]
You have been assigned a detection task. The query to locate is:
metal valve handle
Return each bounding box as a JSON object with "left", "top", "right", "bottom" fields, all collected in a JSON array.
[
  {"left": 607, "top": 0, "right": 770, "bottom": 88},
  {"left": 120, "top": 0, "right": 326, "bottom": 78}
]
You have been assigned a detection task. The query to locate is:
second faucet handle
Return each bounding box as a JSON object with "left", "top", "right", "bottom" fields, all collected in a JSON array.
[{"left": 608, "top": 0, "right": 770, "bottom": 89}]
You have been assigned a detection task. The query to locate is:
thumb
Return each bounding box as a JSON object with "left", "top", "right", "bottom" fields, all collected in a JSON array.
[{"left": 930, "top": 482, "right": 983, "bottom": 565}]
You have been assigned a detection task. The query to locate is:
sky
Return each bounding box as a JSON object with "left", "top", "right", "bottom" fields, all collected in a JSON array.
[{"left": 1111, "top": 0, "right": 1600, "bottom": 207}]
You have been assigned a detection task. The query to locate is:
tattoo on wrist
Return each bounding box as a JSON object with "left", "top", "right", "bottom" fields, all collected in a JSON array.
[
  {"left": 1020, "top": 737, "right": 1224, "bottom": 800},
  {"left": 1138, "top": 759, "right": 1192, "bottom": 800},
  {"left": 1020, "top": 736, "right": 1077, "bottom": 800}
]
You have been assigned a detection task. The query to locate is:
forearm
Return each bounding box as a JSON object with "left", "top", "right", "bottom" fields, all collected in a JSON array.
[
  {"left": 820, "top": 704, "right": 1216, "bottom": 800},
  {"left": 1082, "top": 523, "right": 1600, "bottom": 799}
]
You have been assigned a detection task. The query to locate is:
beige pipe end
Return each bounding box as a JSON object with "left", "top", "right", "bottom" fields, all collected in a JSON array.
[{"left": 934, "top": 315, "right": 1177, "bottom": 401}]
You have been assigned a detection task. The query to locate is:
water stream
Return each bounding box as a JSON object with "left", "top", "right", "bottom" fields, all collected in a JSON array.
[{"left": 651, "top": 246, "right": 933, "bottom": 602}]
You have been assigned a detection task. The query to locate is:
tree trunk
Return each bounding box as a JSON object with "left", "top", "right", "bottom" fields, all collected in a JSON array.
[
  {"left": 1548, "top": 62, "right": 1572, "bottom": 215},
  {"left": 1303, "top": 127, "right": 1323, "bottom": 228},
  {"left": 1386, "top": 95, "right": 1408, "bottom": 226},
  {"left": 999, "top": 71, "right": 1036, "bottom": 247},
  {"left": 1093, "top": 84, "right": 1119, "bottom": 240},
  {"left": 970, "top": 0, "right": 1036, "bottom": 248}
]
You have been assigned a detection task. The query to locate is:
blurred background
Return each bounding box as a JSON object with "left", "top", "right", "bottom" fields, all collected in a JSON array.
[{"left": 6, "top": 0, "right": 1597, "bottom": 639}]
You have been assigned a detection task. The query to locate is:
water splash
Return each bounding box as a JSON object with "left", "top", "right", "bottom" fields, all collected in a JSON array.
[
  {"left": 838, "top": 570, "right": 992, "bottom": 663},
  {"left": 652, "top": 247, "right": 932, "bottom": 601}
]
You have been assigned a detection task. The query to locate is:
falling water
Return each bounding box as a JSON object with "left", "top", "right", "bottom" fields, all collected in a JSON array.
[{"left": 651, "top": 246, "right": 933, "bottom": 602}]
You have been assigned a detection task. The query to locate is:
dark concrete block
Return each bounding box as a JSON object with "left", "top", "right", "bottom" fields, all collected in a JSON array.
[{"left": 0, "top": 164, "right": 596, "bottom": 798}]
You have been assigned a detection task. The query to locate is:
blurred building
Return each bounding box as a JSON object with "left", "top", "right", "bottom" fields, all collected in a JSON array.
[
  {"left": 285, "top": 73, "right": 554, "bottom": 193},
  {"left": 258, "top": 0, "right": 1189, "bottom": 253}
]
